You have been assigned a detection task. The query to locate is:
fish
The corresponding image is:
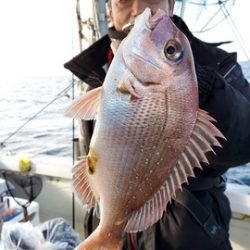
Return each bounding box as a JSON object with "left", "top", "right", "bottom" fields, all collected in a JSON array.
[{"left": 66, "top": 8, "right": 225, "bottom": 250}]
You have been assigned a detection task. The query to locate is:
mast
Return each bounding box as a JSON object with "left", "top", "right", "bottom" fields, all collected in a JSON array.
[
  {"left": 73, "top": 0, "right": 109, "bottom": 157},
  {"left": 180, "top": 0, "right": 187, "bottom": 19},
  {"left": 92, "top": 0, "right": 108, "bottom": 40}
]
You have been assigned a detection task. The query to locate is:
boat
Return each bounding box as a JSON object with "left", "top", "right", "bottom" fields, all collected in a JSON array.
[
  {"left": 0, "top": 0, "right": 249, "bottom": 249},
  {"left": 225, "top": 181, "right": 250, "bottom": 250}
]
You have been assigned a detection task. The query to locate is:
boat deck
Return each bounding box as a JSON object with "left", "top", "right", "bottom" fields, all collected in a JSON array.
[{"left": 230, "top": 215, "right": 250, "bottom": 250}]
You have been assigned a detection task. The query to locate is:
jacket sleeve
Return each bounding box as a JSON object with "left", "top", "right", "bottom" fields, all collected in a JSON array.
[{"left": 196, "top": 62, "right": 250, "bottom": 170}]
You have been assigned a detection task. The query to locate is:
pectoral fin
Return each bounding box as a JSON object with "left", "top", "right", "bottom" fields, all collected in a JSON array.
[{"left": 66, "top": 87, "right": 102, "bottom": 120}]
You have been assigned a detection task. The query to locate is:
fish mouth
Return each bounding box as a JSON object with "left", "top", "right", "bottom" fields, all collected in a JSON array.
[
  {"left": 122, "top": 9, "right": 167, "bottom": 70},
  {"left": 121, "top": 9, "right": 166, "bottom": 34},
  {"left": 121, "top": 9, "right": 169, "bottom": 83},
  {"left": 146, "top": 9, "right": 166, "bottom": 30}
]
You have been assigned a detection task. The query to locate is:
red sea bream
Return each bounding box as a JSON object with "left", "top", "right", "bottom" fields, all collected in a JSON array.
[{"left": 67, "top": 8, "right": 225, "bottom": 250}]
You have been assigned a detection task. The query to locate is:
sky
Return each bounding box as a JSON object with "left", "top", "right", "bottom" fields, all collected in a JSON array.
[
  {"left": 175, "top": 0, "right": 250, "bottom": 62},
  {"left": 0, "top": 0, "right": 78, "bottom": 78},
  {"left": 0, "top": 0, "right": 249, "bottom": 78}
]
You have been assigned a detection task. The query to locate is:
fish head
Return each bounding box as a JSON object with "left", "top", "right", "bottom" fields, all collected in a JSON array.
[{"left": 121, "top": 8, "right": 197, "bottom": 95}]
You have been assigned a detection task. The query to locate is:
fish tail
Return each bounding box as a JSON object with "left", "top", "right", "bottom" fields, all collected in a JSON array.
[{"left": 76, "top": 229, "right": 121, "bottom": 250}]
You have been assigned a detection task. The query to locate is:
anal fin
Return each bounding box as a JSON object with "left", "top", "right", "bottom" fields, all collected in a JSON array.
[
  {"left": 125, "top": 178, "right": 173, "bottom": 233},
  {"left": 72, "top": 158, "right": 96, "bottom": 207}
]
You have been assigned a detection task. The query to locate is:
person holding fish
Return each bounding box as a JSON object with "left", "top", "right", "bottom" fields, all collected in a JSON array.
[{"left": 65, "top": 0, "right": 250, "bottom": 249}]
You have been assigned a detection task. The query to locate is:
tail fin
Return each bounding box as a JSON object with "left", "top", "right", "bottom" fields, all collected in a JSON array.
[{"left": 76, "top": 229, "right": 122, "bottom": 250}]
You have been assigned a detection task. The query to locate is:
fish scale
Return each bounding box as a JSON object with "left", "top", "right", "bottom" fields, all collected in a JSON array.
[
  {"left": 107, "top": 99, "right": 158, "bottom": 203},
  {"left": 66, "top": 8, "right": 225, "bottom": 250}
]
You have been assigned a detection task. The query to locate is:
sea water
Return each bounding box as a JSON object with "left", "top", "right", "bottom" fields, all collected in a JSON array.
[
  {"left": 0, "top": 62, "right": 249, "bottom": 184},
  {"left": 0, "top": 74, "right": 73, "bottom": 157}
]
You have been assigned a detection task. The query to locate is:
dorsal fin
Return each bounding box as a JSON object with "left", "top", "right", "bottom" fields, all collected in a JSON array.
[
  {"left": 175, "top": 108, "right": 225, "bottom": 184},
  {"left": 72, "top": 158, "right": 96, "bottom": 207},
  {"left": 66, "top": 87, "right": 102, "bottom": 120},
  {"left": 125, "top": 108, "right": 225, "bottom": 233}
]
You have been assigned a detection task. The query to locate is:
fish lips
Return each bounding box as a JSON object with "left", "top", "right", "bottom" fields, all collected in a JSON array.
[{"left": 121, "top": 8, "right": 166, "bottom": 34}]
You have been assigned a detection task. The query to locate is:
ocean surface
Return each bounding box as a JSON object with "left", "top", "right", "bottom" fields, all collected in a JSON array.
[
  {"left": 0, "top": 62, "right": 249, "bottom": 184},
  {"left": 0, "top": 74, "right": 73, "bottom": 157}
]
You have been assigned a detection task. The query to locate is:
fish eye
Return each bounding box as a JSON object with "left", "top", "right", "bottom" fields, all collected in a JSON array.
[{"left": 164, "top": 39, "right": 183, "bottom": 63}]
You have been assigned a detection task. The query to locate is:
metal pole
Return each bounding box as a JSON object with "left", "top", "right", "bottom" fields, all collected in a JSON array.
[{"left": 180, "top": 0, "right": 187, "bottom": 19}]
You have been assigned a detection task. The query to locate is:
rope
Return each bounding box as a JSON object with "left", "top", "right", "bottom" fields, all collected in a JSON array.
[
  {"left": 0, "top": 81, "right": 74, "bottom": 149},
  {"left": 196, "top": 0, "right": 230, "bottom": 33},
  {"left": 194, "top": 15, "right": 229, "bottom": 33},
  {"left": 220, "top": 5, "right": 250, "bottom": 62},
  {"left": 186, "top": 0, "right": 228, "bottom": 6},
  {"left": 187, "top": 0, "right": 250, "bottom": 63}
]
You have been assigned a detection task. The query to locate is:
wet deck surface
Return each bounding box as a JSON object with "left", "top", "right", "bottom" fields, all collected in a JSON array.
[{"left": 230, "top": 216, "right": 250, "bottom": 250}]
